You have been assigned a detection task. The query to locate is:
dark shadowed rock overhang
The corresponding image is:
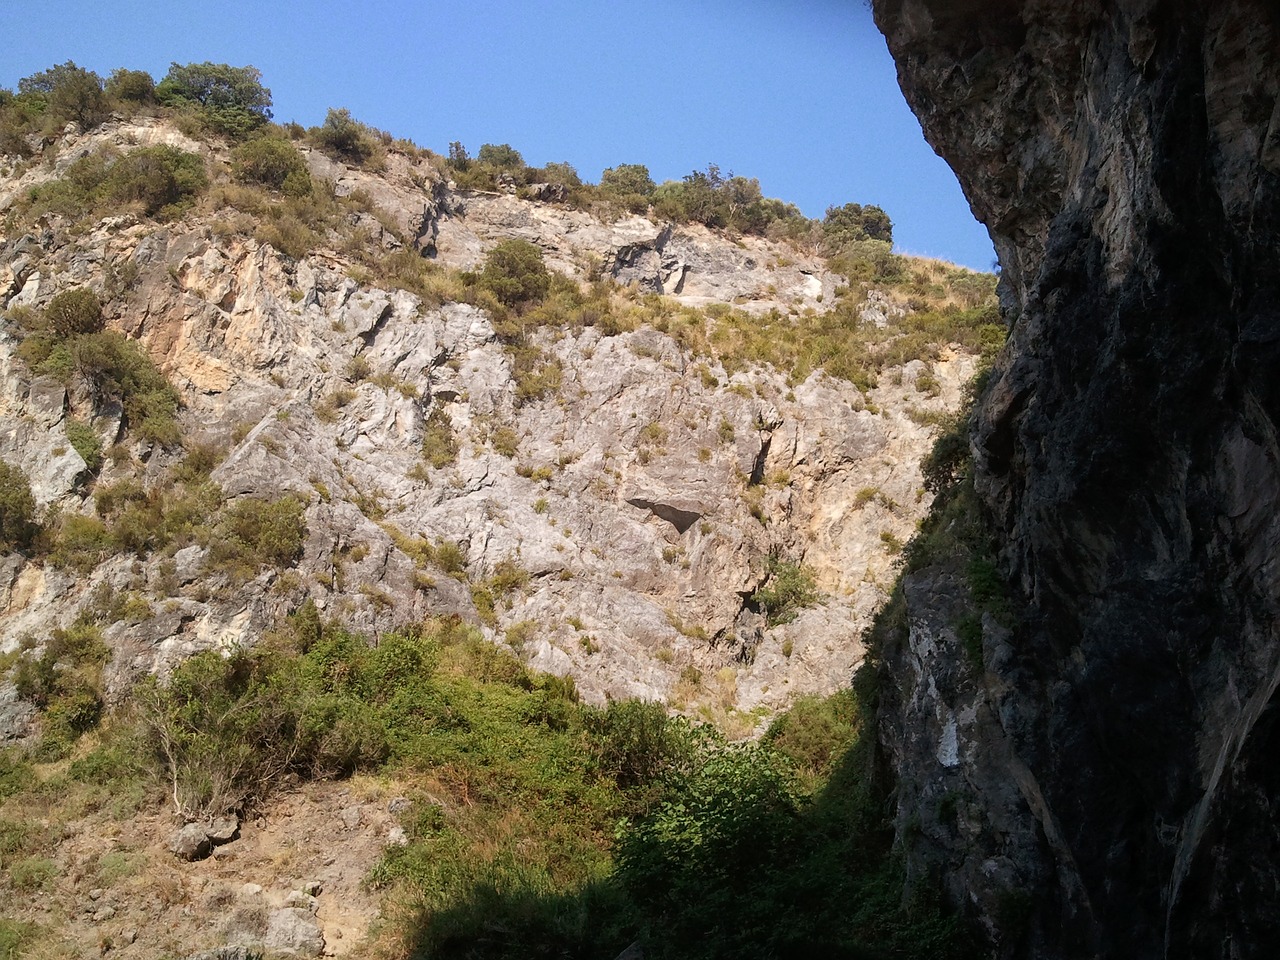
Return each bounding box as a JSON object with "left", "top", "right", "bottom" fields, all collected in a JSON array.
[{"left": 872, "top": 1, "right": 1280, "bottom": 956}]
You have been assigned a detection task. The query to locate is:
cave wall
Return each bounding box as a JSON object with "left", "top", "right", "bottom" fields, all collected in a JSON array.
[{"left": 871, "top": 2, "right": 1280, "bottom": 956}]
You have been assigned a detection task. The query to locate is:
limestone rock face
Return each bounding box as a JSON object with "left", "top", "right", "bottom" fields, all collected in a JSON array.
[
  {"left": 0, "top": 118, "right": 976, "bottom": 739},
  {"left": 874, "top": 1, "right": 1280, "bottom": 955}
]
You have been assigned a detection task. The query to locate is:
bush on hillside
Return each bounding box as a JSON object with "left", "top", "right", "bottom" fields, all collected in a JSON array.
[
  {"left": 823, "top": 201, "right": 894, "bottom": 248},
  {"left": 600, "top": 163, "right": 656, "bottom": 198},
  {"left": 478, "top": 239, "right": 551, "bottom": 308},
  {"left": 18, "top": 61, "right": 109, "bottom": 130},
  {"left": 309, "top": 107, "right": 384, "bottom": 167},
  {"left": 477, "top": 142, "right": 524, "bottom": 169},
  {"left": 103, "top": 144, "right": 208, "bottom": 216},
  {"left": 0, "top": 461, "right": 37, "bottom": 552},
  {"left": 44, "top": 287, "right": 103, "bottom": 337},
  {"left": 231, "top": 135, "right": 311, "bottom": 194}
]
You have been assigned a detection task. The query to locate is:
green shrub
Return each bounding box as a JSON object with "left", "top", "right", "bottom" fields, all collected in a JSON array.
[
  {"left": 49, "top": 514, "right": 114, "bottom": 571},
  {"left": 19, "top": 60, "right": 108, "bottom": 130},
  {"left": 763, "top": 690, "right": 860, "bottom": 779},
  {"left": 12, "top": 617, "right": 109, "bottom": 752},
  {"left": 105, "top": 68, "right": 155, "bottom": 105},
  {"left": 309, "top": 107, "right": 382, "bottom": 166},
  {"left": 156, "top": 61, "right": 272, "bottom": 137},
  {"left": 231, "top": 135, "right": 311, "bottom": 194},
  {"left": 750, "top": 555, "right": 820, "bottom": 626},
  {"left": 0, "top": 920, "right": 37, "bottom": 960},
  {"left": 44, "top": 287, "right": 103, "bottom": 337},
  {"left": 600, "top": 163, "right": 655, "bottom": 198},
  {"left": 63, "top": 418, "right": 102, "bottom": 473},
  {"left": 0, "top": 750, "right": 34, "bottom": 803},
  {"left": 8, "top": 856, "right": 56, "bottom": 892},
  {"left": 0, "top": 461, "right": 37, "bottom": 552},
  {"left": 421, "top": 407, "right": 458, "bottom": 469},
  {"left": 101, "top": 144, "right": 208, "bottom": 217},
  {"left": 477, "top": 142, "right": 524, "bottom": 169},
  {"left": 823, "top": 200, "right": 894, "bottom": 247},
  {"left": 478, "top": 239, "right": 551, "bottom": 308},
  {"left": 208, "top": 494, "right": 307, "bottom": 577}
]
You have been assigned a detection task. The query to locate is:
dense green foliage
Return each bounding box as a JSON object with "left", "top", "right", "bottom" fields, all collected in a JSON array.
[
  {"left": 477, "top": 239, "right": 553, "bottom": 308},
  {"left": 19, "top": 325, "right": 182, "bottom": 448},
  {"left": 750, "top": 556, "right": 821, "bottom": 626},
  {"left": 44, "top": 287, "right": 103, "bottom": 338},
  {"left": 231, "top": 134, "right": 311, "bottom": 194},
  {"left": 104, "top": 68, "right": 155, "bottom": 104},
  {"left": 2, "top": 597, "right": 975, "bottom": 959},
  {"left": 19, "top": 143, "right": 208, "bottom": 222},
  {"left": 308, "top": 107, "right": 386, "bottom": 166},
  {"left": 0, "top": 461, "right": 37, "bottom": 552},
  {"left": 155, "top": 61, "right": 272, "bottom": 137},
  {"left": 18, "top": 60, "right": 109, "bottom": 130},
  {"left": 824, "top": 201, "right": 894, "bottom": 247},
  {"left": 206, "top": 495, "right": 307, "bottom": 578}
]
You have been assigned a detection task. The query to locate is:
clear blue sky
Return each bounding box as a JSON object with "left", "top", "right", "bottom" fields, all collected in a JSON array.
[{"left": 3, "top": 0, "right": 997, "bottom": 272}]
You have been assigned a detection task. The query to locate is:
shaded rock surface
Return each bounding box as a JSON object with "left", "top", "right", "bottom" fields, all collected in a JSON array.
[{"left": 874, "top": 1, "right": 1280, "bottom": 956}]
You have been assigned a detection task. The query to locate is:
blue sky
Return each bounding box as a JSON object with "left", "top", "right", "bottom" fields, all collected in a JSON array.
[{"left": 3, "top": 1, "right": 997, "bottom": 272}]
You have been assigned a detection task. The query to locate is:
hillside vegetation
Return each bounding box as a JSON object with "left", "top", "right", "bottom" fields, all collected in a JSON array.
[{"left": 0, "top": 59, "right": 998, "bottom": 959}]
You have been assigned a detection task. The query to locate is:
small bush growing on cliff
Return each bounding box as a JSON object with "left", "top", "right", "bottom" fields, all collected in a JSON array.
[
  {"left": 421, "top": 407, "right": 459, "bottom": 469},
  {"left": 231, "top": 135, "right": 311, "bottom": 195},
  {"left": 477, "top": 239, "right": 552, "bottom": 308},
  {"left": 44, "top": 287, "right": 103, "bottom": 337},
  {"left": 12, "top": 614, "right": 110, "bottom": 757},
  {"left": 309, "top": 107, "right": 386, "bottom": 168},
  {"left": 207, "top": 494, "right": 307, "bottom": 579},
  {"left": 751, "top": 555, "right": 821, "bottom": 626},
  {"left": 21, "top": 144, "right": 208, "bottom": 222},
  {"left": 0, "top": 461, "right": 37, "bottom": 552}
]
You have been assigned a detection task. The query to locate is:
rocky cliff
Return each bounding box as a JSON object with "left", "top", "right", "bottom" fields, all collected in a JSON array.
[
  {"left": 873, "top": 1, "right": 1280, "bottom": 956},
  {"left": 0, "top": 117, "right": 987, "bottom": 745}
]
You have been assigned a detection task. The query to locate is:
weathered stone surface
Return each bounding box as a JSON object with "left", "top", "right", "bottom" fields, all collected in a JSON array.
[
  {"left": 206, "top": 815, "right": 240, "bottom": 844},
  {"left": 168, "top": 822, "right": 213, "bottom": 861},
  {"left": 874, "top": 0, "right": 1280, "bottom": 955},
  {"left": 263, "top": 905, "right": 324, "bottom": 957}
]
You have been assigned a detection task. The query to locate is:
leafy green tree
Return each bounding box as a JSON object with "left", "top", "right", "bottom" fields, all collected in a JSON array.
[
  {"left": 19, "top": 61, "right": 108, "bottom": 129},
  {"left": 530, "top": 160, "right": 581, "bottom": 187},
  {"left": 45, "top": 287, "right": 103, "bottom": 337},
  {"left": 156, "top": 62, "right": 272, "bottom": 137},
  {"left": 105, "top": 69, "right": 155, "bottom": 105},
  {"left": 823, "top": 201, "right": 894, "bottom": 247},
  {"left": 478, "top": 239, "right": 551, "bottom": 308},
  {"left": 0, "top": 461, "right": 37, "bottom": 552},
  {"left": 447, "top": 140, "right": 471, "bottom": 170},
  {"left": 600, "top": 163, "right": 655, "bottom": 198},
  {"left": 477, "top": 142, "right": 524, "bottom": 169}
]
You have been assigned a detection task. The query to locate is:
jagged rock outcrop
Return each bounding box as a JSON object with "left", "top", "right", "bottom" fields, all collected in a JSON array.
[{"left": 874, "top": 1, "right": 1280, "bottom": 956}]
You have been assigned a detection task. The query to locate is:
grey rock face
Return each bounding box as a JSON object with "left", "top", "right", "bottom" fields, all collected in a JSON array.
[
  {"left": 0, "top": 117, "right": 977, "bottom": 738},
  {"left": 875, "top": 1, "right": 1280, "bottom": 955},
  {"left": 263, "top": 905, "right": 324, "bottom": 957},
  {"left": 168, "top": 822, "right": 213, "bottom": 861}
]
